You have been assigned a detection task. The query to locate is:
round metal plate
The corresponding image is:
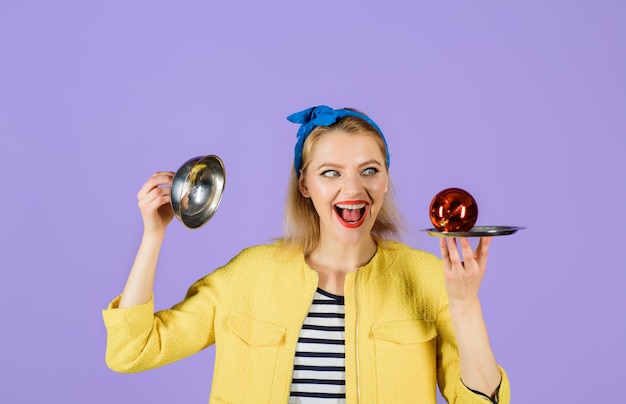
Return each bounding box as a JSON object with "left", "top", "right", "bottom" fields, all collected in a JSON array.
[
  {"left": 421, "top": 225, "right": 526, "bottom": 238},
  {"left": 170, "top": 155, "right": 226, "bottom": 229}
]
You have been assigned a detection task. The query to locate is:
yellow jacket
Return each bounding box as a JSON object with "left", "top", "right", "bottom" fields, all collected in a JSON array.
[{"left": 103, "top": 241, "right": 510, "bottom": 403}]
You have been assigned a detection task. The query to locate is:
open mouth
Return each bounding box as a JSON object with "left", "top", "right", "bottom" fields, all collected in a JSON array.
[{"left": 334, "top": 202, "right": 369, "bottom": 228}]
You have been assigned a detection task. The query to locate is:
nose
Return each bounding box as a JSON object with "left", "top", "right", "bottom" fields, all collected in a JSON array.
[{"left": 341, "top": 172, "right": 364, "bottom": 196}]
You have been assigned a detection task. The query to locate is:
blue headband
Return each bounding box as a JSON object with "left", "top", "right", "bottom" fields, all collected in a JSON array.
[{"left": 287, "top": 105, "right": 390, "bottom": 176}]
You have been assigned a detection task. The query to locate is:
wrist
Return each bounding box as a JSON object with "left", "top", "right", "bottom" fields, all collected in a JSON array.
[
  {"left": 448, "top": 296, "right": 482, "bottom": 316},
  {"left": 141, "top": 230, "right": 166, "bottom": 245}
]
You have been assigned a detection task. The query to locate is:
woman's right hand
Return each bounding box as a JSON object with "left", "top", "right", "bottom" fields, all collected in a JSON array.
[{"left": 137, "top": 171, "right": 175, "bottom": 236}]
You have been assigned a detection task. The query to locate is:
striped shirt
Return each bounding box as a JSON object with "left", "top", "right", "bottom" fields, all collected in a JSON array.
[{"left": 289, "top": 289, "right": 346, "bottom": 403}]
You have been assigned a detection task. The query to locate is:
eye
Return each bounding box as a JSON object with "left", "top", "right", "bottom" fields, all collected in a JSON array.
[
  {"left": 362, "top": 167, "right": 379, "bottom": 176},
  {"left": 321, "top": 170, "right": 340, "bottom": 178}
]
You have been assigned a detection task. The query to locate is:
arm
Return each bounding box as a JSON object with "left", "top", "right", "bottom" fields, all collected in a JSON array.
[
  {"left": 440, "top": 237, "right": 502, "bottom": 401},
  {"left": 118, "top": 171, "right": 174, "bottom": 308},
  {"left": 104, "top": 171, "right": 219, "bottom": 373},
  {"left": 103, "top": 276, "right": 217, "bottom": 373}
]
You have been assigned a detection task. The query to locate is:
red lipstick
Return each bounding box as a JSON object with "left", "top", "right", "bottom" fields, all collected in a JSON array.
[{"left": 334, "top": 200, "right": 370, "bottom": 228}]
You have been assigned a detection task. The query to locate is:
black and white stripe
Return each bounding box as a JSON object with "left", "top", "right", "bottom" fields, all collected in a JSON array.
[{"left": 289, "top": 289, "right": 346, "bottom": 403}]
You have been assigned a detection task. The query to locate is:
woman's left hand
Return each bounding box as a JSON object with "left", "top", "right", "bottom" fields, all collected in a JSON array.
[
  {"left": 440, "top": 236, "right": 503, "bottom": 398},
  {"left": 439, "top": 237, "right": 492, "bottom": 306}
]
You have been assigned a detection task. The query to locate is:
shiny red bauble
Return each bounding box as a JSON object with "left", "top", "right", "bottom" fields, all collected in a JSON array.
[{"left": 429, "top": 187, "right": 478, "bottom": 232}]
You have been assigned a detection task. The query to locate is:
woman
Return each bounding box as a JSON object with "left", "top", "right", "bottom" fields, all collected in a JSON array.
[{"left": 103, "top": 105, "right": 510, "bottom": 403}]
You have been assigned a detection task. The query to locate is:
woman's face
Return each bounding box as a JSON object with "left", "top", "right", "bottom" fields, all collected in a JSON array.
[{"left": 299, "top": 131, "right": 388, "bottom": 246}]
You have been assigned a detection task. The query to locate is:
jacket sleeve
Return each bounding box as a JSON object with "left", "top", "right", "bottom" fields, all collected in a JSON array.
[
  {"left": 102, "top": 276, "right": 217, "bottom": 373},
  {"left": 435, "top": 287, "right": 511, "bottom": 403}
]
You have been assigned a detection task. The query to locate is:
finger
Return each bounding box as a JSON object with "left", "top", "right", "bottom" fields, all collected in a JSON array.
[
  {"left": 458, "top": 237, "right": 475, "bottom": 264},
  {"left": 476, "top": 236, "right": 492, "bottom": 258},
  {"left": 137, "top": 172, "right": 175, "bottom": 200},
  {"left": 140, "top": 186, "right": 171, "bottom": 210},
  {"left": 149, "top": 171, "right": 174, "bottom": 186},
  {"left": 445, "top": 237, "right": 463, "bottom": 265},
  {"left": 439, "top": 238, "right": 450, "bottom": 261},
  {"left": 475, "top": 237, "right": 492, "bottom": 268}
]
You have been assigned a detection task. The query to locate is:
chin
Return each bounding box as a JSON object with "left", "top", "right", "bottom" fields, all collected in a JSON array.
[{"left": 333, "top": 223, "right": 376, "bottom": 245}]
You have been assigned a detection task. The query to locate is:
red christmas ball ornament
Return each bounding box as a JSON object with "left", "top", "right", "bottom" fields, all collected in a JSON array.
[{"left": 429, "top": 188, "right": 478, "bottom": 232}]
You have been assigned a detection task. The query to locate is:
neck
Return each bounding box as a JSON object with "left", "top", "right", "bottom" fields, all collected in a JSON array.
[{"left": 308, "top": 235, "right": 378, "bottom": 274}]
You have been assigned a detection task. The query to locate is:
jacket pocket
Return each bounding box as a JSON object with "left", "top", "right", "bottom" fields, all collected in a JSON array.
[
  {"left": 227, "top": 312, "right": 286, "bottom": 346},
  {"left": 211, "top": 312, "right": 286, "bottom": 403},
  {"left": 371, "top": 319, "right": 438, "bottom": 402}
]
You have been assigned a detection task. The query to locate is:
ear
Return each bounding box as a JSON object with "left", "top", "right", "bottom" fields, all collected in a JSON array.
[{"left": 299, "top": 172, "right": 310, "bottom": 198}]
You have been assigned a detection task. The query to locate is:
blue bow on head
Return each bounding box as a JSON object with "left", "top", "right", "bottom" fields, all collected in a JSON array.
[{"left": 287, "top": 105, "right": 390, "bottom": 176}]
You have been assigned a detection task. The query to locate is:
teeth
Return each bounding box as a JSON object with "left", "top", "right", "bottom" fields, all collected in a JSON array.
[{"left": 336, "top": 203, "right": 366, "bottom": 210}]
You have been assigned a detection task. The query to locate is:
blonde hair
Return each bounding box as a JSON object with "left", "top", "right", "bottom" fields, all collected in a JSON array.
[{"left": 282, "top": 115, "right": 403, "bottom": 255}]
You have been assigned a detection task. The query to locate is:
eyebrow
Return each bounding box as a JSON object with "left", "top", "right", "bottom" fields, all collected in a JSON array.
[{"left": 315, "top": 159, "right": 384, "bottom": 170}]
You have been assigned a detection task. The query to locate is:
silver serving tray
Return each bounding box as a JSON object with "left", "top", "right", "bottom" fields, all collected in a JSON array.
[{"left": 422, "top": 225, "right": 526, "bottom": 238}]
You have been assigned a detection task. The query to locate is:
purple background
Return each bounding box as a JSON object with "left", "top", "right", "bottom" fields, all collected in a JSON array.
[{"left": 1, "top": 1, "right": 624, "bottom": 402}]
